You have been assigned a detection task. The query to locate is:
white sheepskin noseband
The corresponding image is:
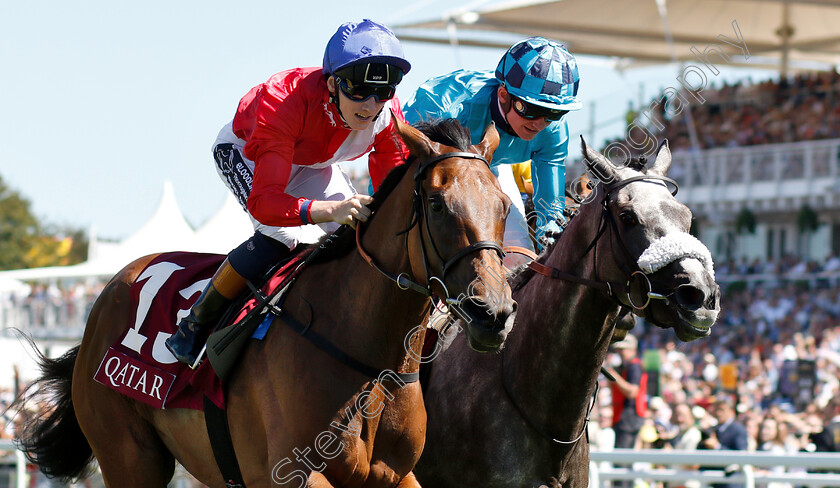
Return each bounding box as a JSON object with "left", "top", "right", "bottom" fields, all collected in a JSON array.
[{"left": 637, "top": 232, "right": 714, "bottom": 276}]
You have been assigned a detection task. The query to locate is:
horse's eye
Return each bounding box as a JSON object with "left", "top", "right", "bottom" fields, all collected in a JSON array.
[
  {"left": 429, "top": 195, "right": 445, "bottom": 214},
  {"left": 619, "top": 211, "right": 638, "bottom": 226}
]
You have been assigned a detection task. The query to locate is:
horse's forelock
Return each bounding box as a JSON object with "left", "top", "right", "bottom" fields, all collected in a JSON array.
[
  {"left": 626, "top": 154, "right": 648, "bottom": 172},
  {"left": 413, "top": 119, "right": 472, "bottom": 152}
]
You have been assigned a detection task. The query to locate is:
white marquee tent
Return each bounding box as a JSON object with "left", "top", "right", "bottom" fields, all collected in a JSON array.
[
  {"left": 0, "top": 181, "right": 254, "bottom": 282},
  {"left": 193, "top": 191, "right": 256, "bottom": 254}
]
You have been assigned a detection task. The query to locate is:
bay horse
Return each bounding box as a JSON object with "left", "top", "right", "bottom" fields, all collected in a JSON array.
[
  {"left": 414, "top": 139, "right": 721, "bottom": 487},
  {"left": 18, "top": 117, "right": 517, "bottom": 488}
]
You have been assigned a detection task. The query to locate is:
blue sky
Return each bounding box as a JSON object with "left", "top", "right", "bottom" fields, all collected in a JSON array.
[{"left": 1, "top": 0, "right": 775, "bottom": 240}]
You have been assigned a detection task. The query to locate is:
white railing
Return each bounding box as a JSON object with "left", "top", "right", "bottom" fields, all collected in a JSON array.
[
  {"left": 4, "top": 441, "right": 839, "bottom": 487},
  {"left": 590, "top": 448, "right": 840, "bottom": 488},
  {"left": 566, "top": 138, "right": 840, "bottom": 213},
  {"left": 0, "top": 441, "right": 25, "bottom": 488},
  {"left": 0, "top": 439, "right": 196, "bottom": 488}
]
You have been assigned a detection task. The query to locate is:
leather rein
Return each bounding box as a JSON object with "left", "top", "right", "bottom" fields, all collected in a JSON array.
[
  {"left": 262, "top": 151, "right": 502, "bottom": 386},
  {"left": 503, "top": 173, "right": 679, "bottom": 448},
  {"left": 356, "top": 151, "right": 505, "bottom": 312},
  {"left": 528, "top": 174, "right": 680, "bottom": 311}
]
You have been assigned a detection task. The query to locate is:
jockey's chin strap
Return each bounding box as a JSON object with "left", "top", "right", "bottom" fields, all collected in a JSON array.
[
  {"left": 527, "top": 174, "right": 679, "bottom": 315},
  {"left": 356, "top": 151, "right": 505, "bottom": 313}
]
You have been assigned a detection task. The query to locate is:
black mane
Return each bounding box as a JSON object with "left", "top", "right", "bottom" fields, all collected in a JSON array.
[
  {"left": 412, "top": 119, "right": 472, "bottom": 151},
  {"left": 511, "top": 151, "right": 652, "bottom": 289},
  {"left": 626, "top": 154, "right": 648, "bottom": 172},
  {"left": 308, "top": 160, "right": 411, "bottom": 264}
]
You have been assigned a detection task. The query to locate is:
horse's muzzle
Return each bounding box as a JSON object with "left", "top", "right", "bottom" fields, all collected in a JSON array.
[
  {"left": 458, "top": 297, "right": 517, "bottom": 352},
  {"left": 669, "top": 260, "right": 721, "bottom": 341}
]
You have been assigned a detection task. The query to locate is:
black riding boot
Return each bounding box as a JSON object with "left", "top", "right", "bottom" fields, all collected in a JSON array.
[{"left": 165, "top": 258, "right": 247, "bottom": 368}]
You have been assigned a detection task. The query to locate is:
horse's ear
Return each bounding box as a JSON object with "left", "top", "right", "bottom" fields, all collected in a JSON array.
[
  {"left": 580, "top": 136, "right": 617, "bottom": 185},
  {"left": 474, "top": 122, "right": 500, "bottom": 163},
  {"left": 392, "top": 111, "right": 436, "bottom": 160},
  {"left": 649, "top": 139, "right": 672, "bottom": 176}
]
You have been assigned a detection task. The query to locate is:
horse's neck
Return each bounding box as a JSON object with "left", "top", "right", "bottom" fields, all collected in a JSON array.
[
  {"left": 344, "top": 247, "right": 431, "bottom": 370},
  {"left": 301, "top": 191, "right": 430, "bottom": 373},
  {"left": 505, "top": 221, "right": 619, "bottom": 432}
]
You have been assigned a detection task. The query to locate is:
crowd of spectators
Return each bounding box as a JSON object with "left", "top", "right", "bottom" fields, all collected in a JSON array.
[
  {"left": 715, "top": 253, "right": 840, "bottom": 277},
  {"left": 0, "top": 280, "right": 105, "bottom": 338},
  {"left": 617, "top": 70, "right": 840, "bottom": 153},
  {"left": 3, "top": 253, "right": 840, "bottom": 486},
  {"left": 589, "top": 255, "right": 840, "bottom": 487}
]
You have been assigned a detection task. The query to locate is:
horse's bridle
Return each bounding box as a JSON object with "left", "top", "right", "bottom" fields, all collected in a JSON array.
[
  {"left": 256, "top": 152, "right": 503, "bottom": 387},
  {"left": 504, "top": 173, "right": 680, "bottom": 450},
  {"left": 356, "top": 151, "right": 505, "bottom": 313},
  {"left": 528, "top": 174, "right": 680, "bottom": 314}
]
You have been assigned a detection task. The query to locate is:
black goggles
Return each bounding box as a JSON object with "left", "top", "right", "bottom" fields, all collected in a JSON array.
[
  {"left": 511, "top": 97, "right": 569, "bottom": 121},
  {"left": 336, "top": 77, "right": 397, "bottom": 102}
]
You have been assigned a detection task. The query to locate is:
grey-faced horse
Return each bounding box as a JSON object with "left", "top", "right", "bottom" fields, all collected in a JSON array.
[{"left": 415, "top": 138, "right": 720, "bottom": 487}]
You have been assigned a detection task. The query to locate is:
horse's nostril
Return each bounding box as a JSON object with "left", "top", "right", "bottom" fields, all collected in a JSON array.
[
  {"left": 459, "top": 297, "right": 489, "bottom": 322},
  {"left": 675, "top": 285, "right": 705, "bottom": 311},
  {"left": 704, "top": 288, "right": 720, "bottom": 310}
]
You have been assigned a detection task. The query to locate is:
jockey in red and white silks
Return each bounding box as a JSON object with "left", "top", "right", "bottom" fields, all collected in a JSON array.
[
  {"left": 214, "top": 66, "right": 407, "bottom": 249},
  {"left": 166, "top": 19, "right": 412, "bottom": 367}
]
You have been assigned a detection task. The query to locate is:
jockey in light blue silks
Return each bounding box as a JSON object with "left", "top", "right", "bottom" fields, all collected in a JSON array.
[{"left": 403, "top": 37, "right": 582, "bottom": 251}]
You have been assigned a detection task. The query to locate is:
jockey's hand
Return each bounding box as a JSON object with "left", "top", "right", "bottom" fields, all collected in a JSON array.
[
  {"left": 309, "top": 194, "right": 373, "bottom": 228},
  {"left": 536, "top": 219, "right": 564, "bottom": 250}
]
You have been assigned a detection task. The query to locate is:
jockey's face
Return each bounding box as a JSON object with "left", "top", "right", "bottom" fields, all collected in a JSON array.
[
  {"left": 498, "top": 86, "right": 552, "bottom": 141},
  {"left": 328, "top": 76, "right": 387, "bottom": 131}
]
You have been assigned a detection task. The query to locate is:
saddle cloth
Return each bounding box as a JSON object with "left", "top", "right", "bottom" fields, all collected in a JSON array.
[{"left": 94, "top": 251, "right": 306, "bottom": 411}]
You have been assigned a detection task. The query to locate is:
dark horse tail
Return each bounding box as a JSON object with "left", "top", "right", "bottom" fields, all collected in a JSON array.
[{"left": 15, "top": 344, "right": 94, "bottom": 482}]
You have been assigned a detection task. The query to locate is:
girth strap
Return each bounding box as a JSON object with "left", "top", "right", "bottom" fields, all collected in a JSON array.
[
  {"left": 204, "top": 396, "right": 246, "bottom": 488},
  {"left": 277, "top": 308, "right": 420, "bottom": 384}
]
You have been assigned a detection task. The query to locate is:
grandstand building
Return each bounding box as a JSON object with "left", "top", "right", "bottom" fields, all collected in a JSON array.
[
  {"left": 672, "top": 139, "right": 840, "bottom": 263},
  {"left": 567, "top": 137, "right": 840, "bottom": 265},
  {"left": 567, "top": 70, "right": 840, "bottom": 266}
]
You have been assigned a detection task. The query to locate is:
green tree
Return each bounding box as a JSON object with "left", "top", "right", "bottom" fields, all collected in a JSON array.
[
  {"left": 0, "top": 176, "right": 88, "bottom": 270},
  {"left": 0, "top": 175, "right": 40, "bottom": 270},
  {"left": 735, "top": 207, "right": 757, "bottom": 235},
  {"left": 797, "top": 204, "right": 819, "bottom": 233}
]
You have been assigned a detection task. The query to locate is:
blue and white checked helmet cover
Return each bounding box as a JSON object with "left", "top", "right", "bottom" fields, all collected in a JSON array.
[{"left": 495, "top": 37, "right": 582, "bottom": 111}]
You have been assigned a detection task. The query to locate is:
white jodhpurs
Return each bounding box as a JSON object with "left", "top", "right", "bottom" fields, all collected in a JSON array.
[
  {"left": 493, "top": 163, "right": 534, "bottom": 252},
  {"left": 212, "top": 122, "right": 356, "bottom": 249}
]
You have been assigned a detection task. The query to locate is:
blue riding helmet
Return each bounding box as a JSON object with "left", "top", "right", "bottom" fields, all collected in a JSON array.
[
  {"left": 495, "top": 37, "right": 581, "bottom": 111},
  {"left": 323, "top": 19, "right": 411, "bottom": 76}
]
